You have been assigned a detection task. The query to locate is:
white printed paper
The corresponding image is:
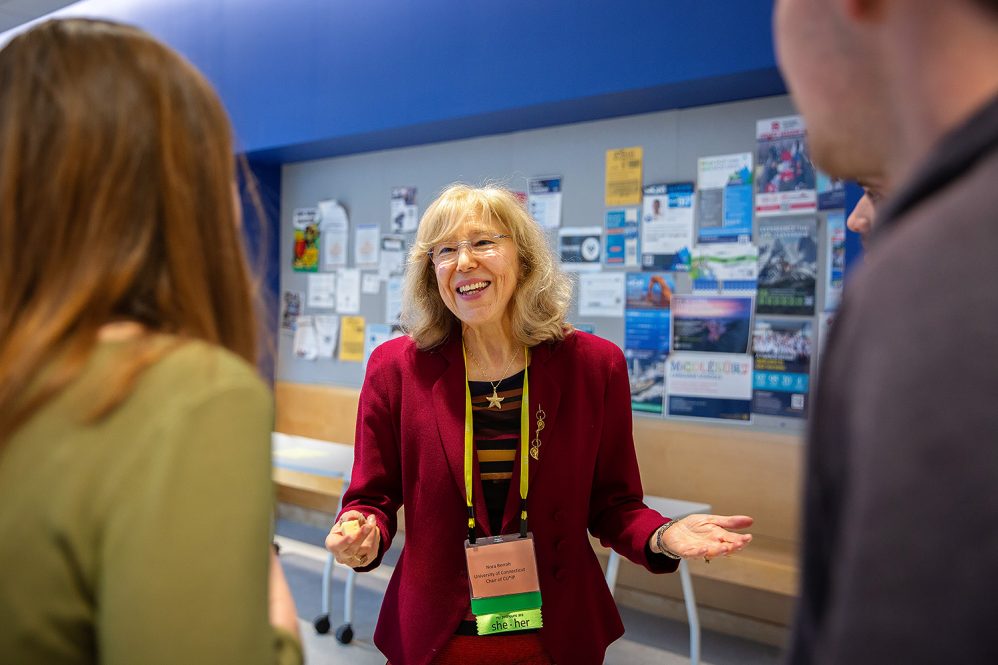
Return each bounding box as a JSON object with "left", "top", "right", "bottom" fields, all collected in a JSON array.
[
  {"left": 361, "top": 273, "right": 381, "bottom": 294},
  {"left": 293, "top": 315, "right": 318, "bottom": 361},
  {"left": 307, "top": 273, "right": 336, "bottom": 309},
  {"left": 385, "top": 276, "right": 403, "bottom": 323},
  {"left": 578, "top": 272, "right": 626, "bottom": 318},
  {"left": 336, "top": 268, "right": 361, "bottom": 314},
  {"left": 313, "top": 314, "right": 340, "bottom": 359},
  {"left": 379, "top": 234, "right": 406, "bottom": 278},
  {"left": 354, "top": 223, "right": 380, "bottom": 267},
  {"left": 318, "top": 199, "right": 349, "bottom": 269}
]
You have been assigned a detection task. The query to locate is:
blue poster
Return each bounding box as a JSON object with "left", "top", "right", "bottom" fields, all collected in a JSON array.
[
  {"left": 751, "top": 319, "right": 813, "bottom": 418},
  {"left": 604, "top": 208, "right": 639, "bottom": 267},
  {"left": 624, "top": 273, "right": 674, "bottom": 414},
  {"left": 696, "top": 153, "right": 754, "bottom": 244}
]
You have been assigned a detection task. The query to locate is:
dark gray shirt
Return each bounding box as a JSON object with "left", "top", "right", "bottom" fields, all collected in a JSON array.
[{"left": 787, "top": 93, "right": 998, "bottom": 664}]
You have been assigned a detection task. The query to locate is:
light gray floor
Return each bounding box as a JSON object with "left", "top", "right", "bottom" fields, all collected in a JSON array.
[{"left": 276, "top": 519, "right": 781, "bottom": 665}]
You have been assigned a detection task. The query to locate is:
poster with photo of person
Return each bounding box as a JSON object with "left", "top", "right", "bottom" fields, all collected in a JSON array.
[
  {"left": 751, "top": 318, "right": 813, "bottom": 418},
  {"left": 641, "top": 182, "right": 694, "bottom": 270},
  {"left": 756, "top": 217, "right": 818, "bottom": 315}
]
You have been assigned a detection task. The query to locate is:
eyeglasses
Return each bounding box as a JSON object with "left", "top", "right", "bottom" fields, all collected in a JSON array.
[{"left": 427, "top": 233, "right": 510, "bottom": 266}]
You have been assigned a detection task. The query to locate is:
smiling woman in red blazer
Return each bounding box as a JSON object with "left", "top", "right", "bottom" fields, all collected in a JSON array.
[{"left": 325, "top": 184, "right": 753, "bottom": 665}]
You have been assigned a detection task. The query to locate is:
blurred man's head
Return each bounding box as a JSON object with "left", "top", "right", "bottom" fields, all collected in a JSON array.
[
  {"left": 773, "top": 0, "right": 891, "bottom": 183},
  {"left": 774, "top": 0, "right": 998, "bottom": 186}
]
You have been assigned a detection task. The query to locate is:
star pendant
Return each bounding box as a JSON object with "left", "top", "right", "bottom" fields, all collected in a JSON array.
[{"left": 487, "top": 389, "right": 504, "bottom": 410}]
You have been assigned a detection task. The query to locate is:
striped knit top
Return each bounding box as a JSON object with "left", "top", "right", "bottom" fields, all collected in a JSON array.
[{"left": 469, "top": 369, "right": 525, "bottom": 535}]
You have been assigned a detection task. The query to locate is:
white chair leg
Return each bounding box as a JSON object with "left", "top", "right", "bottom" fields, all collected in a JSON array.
[
  {"left": 605, "top": 550, "right": 621, "bottom": 598},
  {"left": 678, "top": 558, "right": 700, "bottom": 665},
  {"left": 321, "top": 552, "right": 334, "bottom": 615},
  {"left": 344, "top": 568, "right": 356, "bottom": 623}
]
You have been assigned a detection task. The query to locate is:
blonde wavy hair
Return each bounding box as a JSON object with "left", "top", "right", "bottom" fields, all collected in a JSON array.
[{"left": 401, "top": 184, "right": 573, "bottom": 349}]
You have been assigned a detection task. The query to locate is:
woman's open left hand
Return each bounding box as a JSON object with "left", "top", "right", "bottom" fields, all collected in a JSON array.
[{"left": 660, "top": 514, "right": 753, "bottom": 560}]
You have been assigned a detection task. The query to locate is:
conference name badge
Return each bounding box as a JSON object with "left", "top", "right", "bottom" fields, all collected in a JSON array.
[{"left": 464, "top": 533, "right": 543, "bottom": 635}]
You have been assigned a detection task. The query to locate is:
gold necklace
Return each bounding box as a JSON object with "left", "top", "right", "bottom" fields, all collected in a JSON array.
[{"left": 469, "top": 346, "right": 517, "bottom": 409}]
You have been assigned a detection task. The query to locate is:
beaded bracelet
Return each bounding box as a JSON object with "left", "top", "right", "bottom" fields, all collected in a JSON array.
[{"left": 655, "top": 520, "right": 682, "bottom": 560}]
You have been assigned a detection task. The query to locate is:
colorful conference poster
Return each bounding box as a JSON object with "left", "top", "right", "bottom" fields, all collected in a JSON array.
[
  {"left": 624, "top": 272, "right": 674, "bottom": 414},
  {"left": 671, "top": 295, "right": 753, "bottom": 355},
  {"left": 696, "top": 152, "right": 754, "bottom": 244},
  {"left": 666, "top": 352, "right": 753, "bottom": 422},
  {"left": 756, "top": 217, "right": 818, "bottom": 315},
  {"left": 641, "top": 182, "right": 694, "bottom": 271},
  {"left": 690, "top": 243, "right": 759, "bottom": 295},
  {"left": 604, "top": 208, "right": 639, "bottom": 267},
  {"left": 755, "top": 115, "right": 817, "bottom": 216},
  {"left": 825, "top": 211, "right": 846, "bottom": 310},
  {"left": 292, "top": 207, "right": 320, "bottom": 272},
  {"left": 751, "top": 319, "right": 813, "bottom": 419}
]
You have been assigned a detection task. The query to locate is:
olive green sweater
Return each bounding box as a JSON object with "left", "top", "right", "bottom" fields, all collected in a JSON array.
[{"left": 0, "top": 338, "right": 302, "bottom": 665}]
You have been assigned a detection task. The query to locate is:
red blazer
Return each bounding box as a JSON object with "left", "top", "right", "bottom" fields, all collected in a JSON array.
[{"left": 340, "top": 330, "right": 677, "bottom": 665}]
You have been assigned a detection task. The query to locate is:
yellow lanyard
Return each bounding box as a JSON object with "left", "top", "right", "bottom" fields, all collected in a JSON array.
[{"left": 462, "top": 343, "right": 530, "bottom": 544}]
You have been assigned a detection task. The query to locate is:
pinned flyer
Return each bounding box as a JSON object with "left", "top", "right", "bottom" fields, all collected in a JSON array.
[
  {"left": 605, "top": 146, "right": 643, "bottom": 206},
  {"left": 338, "top": 316, "right": 366, "bottom": 362},
  {"left": 755, "top": 115, "right": 817, "bottom": 216},
  {"left": 528, "top": 176, "right": 562, "bottom": 229}
]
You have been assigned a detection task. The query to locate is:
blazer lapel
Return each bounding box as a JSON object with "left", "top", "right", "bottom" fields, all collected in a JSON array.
[
  {"left": 500, "top": 341, "right": 563, "bottom": 533},
  {"left": 431, "top": 334, "right": 492, "bottom": 535}
]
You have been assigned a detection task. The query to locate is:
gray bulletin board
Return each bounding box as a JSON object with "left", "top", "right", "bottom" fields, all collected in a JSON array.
[{"left": 278, "top": 94, "right": 826, "bottom": 435}]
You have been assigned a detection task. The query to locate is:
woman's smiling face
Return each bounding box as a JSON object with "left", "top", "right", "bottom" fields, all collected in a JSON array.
[{"left": 432, "top": 216, "right": 519, "bottom": 331}]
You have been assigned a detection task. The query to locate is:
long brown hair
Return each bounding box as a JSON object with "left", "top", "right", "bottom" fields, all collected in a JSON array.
[{"left": 0, "top": 19, "right": 260, "bottom": 442}]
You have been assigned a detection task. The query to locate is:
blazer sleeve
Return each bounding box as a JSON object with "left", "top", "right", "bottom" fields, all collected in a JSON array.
[
  {"left": 338, "top": 344, "right": 403, "bottom": 570},
  {"left": 586, "top": 344, "right": 679, "bottom": 574}
]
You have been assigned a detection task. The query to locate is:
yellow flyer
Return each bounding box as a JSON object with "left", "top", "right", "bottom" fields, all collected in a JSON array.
[
  {"left": 605, "top": 146, "right": 643, "bottom": 206},
  {"left": 338, "top": 315, "right": 366, "bottom": 362}
]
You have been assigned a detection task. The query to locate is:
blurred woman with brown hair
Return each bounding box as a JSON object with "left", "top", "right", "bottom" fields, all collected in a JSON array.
[{"left": 0, "top": 19, "right": 301, "bottom": 664}]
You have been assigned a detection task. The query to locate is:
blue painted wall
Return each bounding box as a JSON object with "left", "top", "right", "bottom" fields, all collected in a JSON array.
[{"left": 51, "top": 0, "right": 783, "bottom": 162}]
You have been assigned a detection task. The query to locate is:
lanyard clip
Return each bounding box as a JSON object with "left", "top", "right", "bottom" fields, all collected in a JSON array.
[{"left": 519, "top": 499, "right": 528, "bottom": 538}]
